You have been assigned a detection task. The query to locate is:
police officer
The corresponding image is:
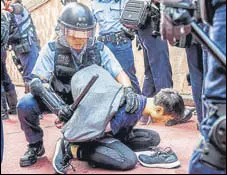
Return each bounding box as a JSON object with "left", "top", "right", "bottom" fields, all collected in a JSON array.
[
  {"left": 160, "top": 0, "right": 226, "bottom": 173},
  {"left": 5, "top": 0, "right": 40, "bottom": 93},
  {"left": 17, "top": 2, "right": 141, "bottom": 168},
  {"left": 1, "top": 3, "right": 11, "bottom": 163},
  {"left": 91, "top": 0, "right": 141, "bottom": 94}
]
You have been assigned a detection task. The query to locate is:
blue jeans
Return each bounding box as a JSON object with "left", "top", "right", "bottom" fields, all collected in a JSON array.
[
  {"left": 189, "top": 5, "right": 226, "bottom": 174},
  {"left": 138, "top": 33, "right": 173, "bottom": 97},
  {"left": 104, "top": 40, "right": 141, "bottom": 94},
  {"left": 13, "top": 40, "right": 39, "bottom": 83},
  {"left": 186, "top": 44, "right": 204, "bottom": 123}
]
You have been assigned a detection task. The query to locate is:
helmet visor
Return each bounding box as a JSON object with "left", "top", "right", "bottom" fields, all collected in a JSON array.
[{"left": 64, "top": 27, "right": 95, "bottom": 50}]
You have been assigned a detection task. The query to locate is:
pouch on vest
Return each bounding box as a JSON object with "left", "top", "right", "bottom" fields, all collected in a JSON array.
[
  {"left": 62, "top": 65, "right": 124, "bottom": 143},
  {"left": 14, "top": 39, "right": 31, "bottom": 54}
]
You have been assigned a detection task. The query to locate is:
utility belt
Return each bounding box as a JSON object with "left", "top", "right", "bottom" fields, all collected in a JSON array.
[
  {"left": 11, "top": 37, "right": 31, "bottom": 55},
  {"left": 97, "top": 31, "right": 130, "bottom": 45}
]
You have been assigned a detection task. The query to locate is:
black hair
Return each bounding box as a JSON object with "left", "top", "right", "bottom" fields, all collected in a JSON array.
[{"left": 153, "top": 88, "right": 185, "bottom": 119}]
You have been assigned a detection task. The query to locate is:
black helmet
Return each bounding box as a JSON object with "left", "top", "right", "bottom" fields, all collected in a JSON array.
[
  {"left": 58, "top": 2, "right": 95, "bottom": 31},
  {"left": 57, "top": 2, "right": 96, "bottom": 52},
  {"left": 61, "top": 0, "right": 77, "bottom": 6}
]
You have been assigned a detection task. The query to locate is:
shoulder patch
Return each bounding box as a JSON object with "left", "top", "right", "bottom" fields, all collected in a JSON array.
[{"left": 48, "top": 41, "right": 56, "bottom": 52}]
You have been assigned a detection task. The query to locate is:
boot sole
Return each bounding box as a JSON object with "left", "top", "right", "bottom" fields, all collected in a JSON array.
[
  {"left": 138, "top": 159, "right": 181, "bottom": 169},
  {"left": 20, "top": 148, "right": 45, "bottom": 167}
]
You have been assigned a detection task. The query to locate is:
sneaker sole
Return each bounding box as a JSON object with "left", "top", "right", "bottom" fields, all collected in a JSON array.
[
  {"left": 138, "top": 159, "right": 181, "bottom": 169},
  {"left": 52, "top": 139, "right": 65, "bottom": 175}
]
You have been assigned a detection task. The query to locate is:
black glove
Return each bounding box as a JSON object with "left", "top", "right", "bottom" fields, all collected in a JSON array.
[
  {"left": 58, "top": 105, "right": 74, "bottom": 122},
  {"left": 121, "top": 87, "right": 139, "bottom": 114}
]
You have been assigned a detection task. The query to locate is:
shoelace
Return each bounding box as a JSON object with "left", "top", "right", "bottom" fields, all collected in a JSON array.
[
  {"left": 60, "top": 139, "right": 76, "bottom": 173},
  {"left": 148, "top": 146, "right": 174, "bottom": 157}
]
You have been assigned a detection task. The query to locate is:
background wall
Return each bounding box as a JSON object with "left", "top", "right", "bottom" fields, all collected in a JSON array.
[{"left": 6, "top": 0, "right": 191, "bottom": 95}]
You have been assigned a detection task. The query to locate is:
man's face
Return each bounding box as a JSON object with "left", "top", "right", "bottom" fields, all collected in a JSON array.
[
  {"left": 149, "top": 105, "right": 175, "bottom": 125},
  {"left": 65, "top": 28, "right": 93, "bottom": 51}
]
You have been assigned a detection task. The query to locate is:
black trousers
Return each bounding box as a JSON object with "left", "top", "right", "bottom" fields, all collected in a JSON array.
[{"left": 77, "top": 129, "right": 160, "bottom": 170}]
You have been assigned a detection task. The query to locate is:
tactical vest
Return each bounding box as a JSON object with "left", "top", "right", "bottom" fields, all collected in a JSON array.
[
  {"left": 49, "top": 40, "right": 103, "bottom": 104},
  {"left": 9, "top": 4, "right": 40, "bottom": 53}
]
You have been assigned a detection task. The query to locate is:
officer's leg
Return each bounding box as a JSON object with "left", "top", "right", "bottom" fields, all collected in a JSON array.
[
  {"left": 189, "top": 4, "right": 226, "bottom": 174},
  {"left": 17, "top": 93, "right": 47, "bottom": 167},
  {"left": 142, "top": 35, "right": 173, "bottom": 96},
  {"left": 142, "top": 48, "right": 156, "bottom": 97},
  {"left": 1, "top": 54, "right": 18, "bottom": 114},
  {"left": 78, "top": 138, "right": 138, "bottom": 170},
  {"left": 17, "top": 41, "right": 39, "bottom": 93},
  {"left": 105, "top": 40, "right": 141, "bottom": 94},
  {"left": 186, "top": 44, "right": 204, "bottom": 123},
  {"left": 17, "top": 93, "right": 46, "bottom": 144}
]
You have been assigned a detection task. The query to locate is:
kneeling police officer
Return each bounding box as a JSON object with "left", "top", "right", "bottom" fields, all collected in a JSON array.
[{"left": 17, "top": 2, "right": 145, "bottom": 168}]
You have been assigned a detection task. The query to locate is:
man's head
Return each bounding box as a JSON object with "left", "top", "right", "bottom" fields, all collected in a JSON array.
[
  {"left": 57, "top": 2, "right": 96, "bottom": 52},
  {"left": 149, "top": 88, "right": 185, "bottom": 124}
]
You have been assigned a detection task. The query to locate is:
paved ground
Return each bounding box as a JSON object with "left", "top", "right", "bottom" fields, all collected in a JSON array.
[{"left": 1, "top": 87, "right": 200, "bottom": 174}]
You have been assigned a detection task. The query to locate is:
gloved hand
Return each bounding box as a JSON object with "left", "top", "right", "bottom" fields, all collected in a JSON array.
[
  {"left": 160, "top": 4, "right": 192, "bottom": 47},
  {"left": 120, "top": 87, "right": 139, "bottom": 113},
  {"left": 58, "top": 105, "right": 74, "bottom": 123}
]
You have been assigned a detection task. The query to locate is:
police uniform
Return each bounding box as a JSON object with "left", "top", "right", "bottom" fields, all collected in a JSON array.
[
  {"left": 8, "top": 3, "right": 40, "bottom": 92},
  {"left": 137, "top": 12, "right": 173, "bottom": 98},
  {"left": 17, "top": 40, "right": 124, "bottom": 144},
  {"left": 186, "top": 44, "right": 204, "bottom": 123},
  {"left": 189, "top": 1, "right": 226, "bottom": 173},
  {"left": 91, "top": 0, "right": 141, "bottom": 94}
]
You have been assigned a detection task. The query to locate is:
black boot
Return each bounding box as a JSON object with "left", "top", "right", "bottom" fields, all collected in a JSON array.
[
  {"left": 5, "top": 89, "right": 18, "bottom": 114},
  {"left": 20, "top": 141, "right": 45, "bottom": 167},
  {"left": 1, "top": 88, "right": 9, "bottom": 120}
]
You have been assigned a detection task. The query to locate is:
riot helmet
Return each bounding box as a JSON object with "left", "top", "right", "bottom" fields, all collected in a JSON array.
[
  {"left": 61, "top": 0, "right": 77, "bottom": 6},
  {"left": 57, "top": 2, "right": 96, "bottom": 53}
]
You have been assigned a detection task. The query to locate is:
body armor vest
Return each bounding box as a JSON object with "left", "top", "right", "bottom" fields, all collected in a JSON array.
[{"left": 49, "top": 40, "right": 103, "bottom": 104}]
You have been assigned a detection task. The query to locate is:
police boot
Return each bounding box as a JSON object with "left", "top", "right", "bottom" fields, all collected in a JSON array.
[
  {"left": 20, "top": 141, "right": 45, "bottom": 167},
  {"left": 1, "top": 92, "right": 9, "bottom": 120},
  {"left": 5, "top": 89, "right": 18, "bottom": 115},
  {"left": 52, "top": 138, "right": 74, "bottom": 174}
]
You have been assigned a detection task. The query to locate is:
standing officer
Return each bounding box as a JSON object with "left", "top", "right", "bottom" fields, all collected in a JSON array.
[
  {"left": 160, "top": 0, "right": 226, "bottom": 173},
  {"left": 186, "top": 44, "right": 204, "bottom": 124},
  {"left": 91, "top": 0, "right": 141, "bottom": 94},
  {"left": 5, "top": 0, "right": 40, "bottom": 93}
]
